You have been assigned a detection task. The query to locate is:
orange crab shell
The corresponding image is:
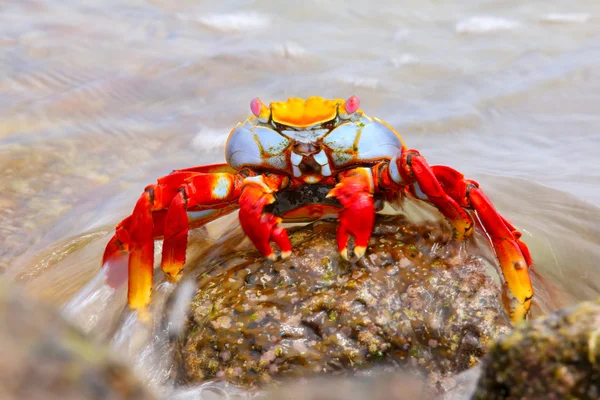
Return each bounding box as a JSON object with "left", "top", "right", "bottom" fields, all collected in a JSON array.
[{"left": 270, "top": 96, "right": 352, "bottom": 128}]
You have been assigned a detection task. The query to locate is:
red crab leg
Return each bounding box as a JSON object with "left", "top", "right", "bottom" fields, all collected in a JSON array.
[
  {"left": 468, "top": 187, "right": 533, "bottom": 321},
  {"left": 398, "top": 151, "right": 474, "bottom": 241},
  {"left": 238, "top": 174, "right": 291, "bottom": 260},
  {"left": 102, "top": 164, "right": 243, "bottom": 311},
  {"left": 125, "top": 190, "right": 155, "bottom": 310},
  {"left": 160, "top": 172, "right": 243, "bottom": 282},
  {"left": 383, "top": 150, "right": 533, "bottom": 321},
  {"left": 499, "top": 214, "right": 533, "bottom": 266},
  {"left": 327, "top": 168, "right": 376, "bottom": 259},
  {"left": 103, "top": 166, "right": 234, "bottom": 265},
  {"left": 429, "top": 165, "right": 533, "bottom": 266},
  {"left": 429, "top": 165, "right": 533, "bottom": 321}
]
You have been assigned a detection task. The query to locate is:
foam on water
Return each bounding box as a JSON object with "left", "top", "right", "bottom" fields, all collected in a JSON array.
[
  {"left": 390, "top": 54, "right": 419, "bottom": 68},
  {"left": 191, "top": 127, "right": 229, "bottom": 152},
  {"left": 193, "top": 12, "right": 272, "bottom": 33},
  {"left": 540, "top": 13, "right": 591, "bottom": 24},
  {"left": 336, "top": 75, "right": 380, "bottom": 89},
  {"left": 273, "top": 42, "right": 309, "bottom": 60},
  {"left": 456, "top": 16, "right": 521, "bottom": 34}
]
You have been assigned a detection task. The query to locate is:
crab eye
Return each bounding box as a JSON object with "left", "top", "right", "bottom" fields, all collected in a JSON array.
[
  {"left": 338, "top": 95, "right": 360, "bottom": 120},
  {"left": 250, "top": 97, "right": 272, "bottom": 123},
  {"left": 345, "top": 95, "right": 360, "bottom": 114},
  {"left": 250, "top": 97, "right": 263, "bottom": 117}
]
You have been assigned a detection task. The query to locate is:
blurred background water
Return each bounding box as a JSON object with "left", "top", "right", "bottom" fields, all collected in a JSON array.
[{"left": 1, "top": 0, "right": 599, "bottom": 397}]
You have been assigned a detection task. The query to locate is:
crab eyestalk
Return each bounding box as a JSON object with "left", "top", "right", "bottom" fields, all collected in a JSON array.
[
  {"left": 338, "top": 95, "right": 360, "bottom": 120},
  {"left": 250, "top": 97, "right": 271, "bottom": 123}
]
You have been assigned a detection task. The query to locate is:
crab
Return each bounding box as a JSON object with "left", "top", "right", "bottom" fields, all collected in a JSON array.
[{"left": 102, "top": 96, "right": 533, "bottom": 322}]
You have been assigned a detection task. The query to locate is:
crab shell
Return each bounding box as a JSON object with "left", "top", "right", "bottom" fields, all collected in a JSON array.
[{"left": 225, "top": 96, "right": 406, "bottom": 183}]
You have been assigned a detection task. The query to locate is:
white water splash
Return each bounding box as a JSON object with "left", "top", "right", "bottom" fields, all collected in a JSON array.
[
  {"left": 390, "top": 54, "right": 419, "bottom": 68},
  {"left": 273, "top": 42, "right": 309, "bottom": 60},
  {"left": 167, "top": 279, "right": 197, "bottom": 339},
  {"left": 109, "top": 281, "right": 178, "bottom": 393},
  {"left": 62, "top": 265, "right": 127, "bottom": 340},
  {"left": 191, "top": 127, "right": 229, "bottom": 152},
  {"left": 194, "top": 12, "right": 271, "bottom": 33},
  {"left": 540, "top": 13, "right": 591, "bottom": 24},
  {"left": 337, "top": 75, "right": 379, "bottom": 89},
  {"left": 169, "top": 382, "right": 254, "bottom": 399},
  {"left": 456, "top": 17, "right": 520, "bottom": 34}
]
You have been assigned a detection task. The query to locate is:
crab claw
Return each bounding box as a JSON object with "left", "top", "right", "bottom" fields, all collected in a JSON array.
[
  {"left": 327, "top": 168, "right": 375, "bottom": 260},
  {"left": 239, "top": 176, "right": 291, "bottom": 260}
]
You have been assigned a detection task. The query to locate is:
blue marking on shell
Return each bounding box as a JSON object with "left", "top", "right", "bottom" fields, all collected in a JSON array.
[
  {"left": 323, "top": 117, "right": 402, "bottom": 169},
  {"left": 226, "top": 121, "right": 290, "bottom": 171},
  {"left": 322, "top": 122, "right": 357, "bottom": 152},
  {"left": 322, "top": 122, "right": 359, "bottom": 168},
  {"left": 254, "top": 126, "right": 291, "bottom": 156},
  {"left": 226, "top": 122, "right": 263, "bottom": 168},
  {"left": 266, "top": 154, "right": 288, "bottom": 170},
  {"left": 356, "top": 120, "right": 402, "bottom": 160}
]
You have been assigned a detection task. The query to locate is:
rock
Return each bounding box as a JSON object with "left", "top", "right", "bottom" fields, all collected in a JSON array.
[
  {"left": 0, "top": 284, "right": 158, "bottom": 400},
  {"left": 178, "top": 215, "right": 512, "bottom": 390},
  {"left": 473, "top": 299, "right": 600, "bottom": 400}
]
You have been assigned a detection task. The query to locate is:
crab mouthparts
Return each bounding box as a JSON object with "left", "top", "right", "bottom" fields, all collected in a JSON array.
[{"left": 290, "top": 144, "right": 332, "bottom": 178}]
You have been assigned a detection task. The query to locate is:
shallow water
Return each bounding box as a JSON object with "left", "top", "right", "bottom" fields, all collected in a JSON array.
[{"left": 1, "top": 0, "right": 600, "bottom": 398}]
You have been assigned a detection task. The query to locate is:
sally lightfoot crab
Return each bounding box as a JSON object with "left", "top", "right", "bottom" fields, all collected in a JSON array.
[{"left": 102, "top": 96, "right": 534, "bottom": 322}]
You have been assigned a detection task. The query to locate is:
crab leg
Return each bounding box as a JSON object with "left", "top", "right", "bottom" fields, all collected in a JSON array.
[
  {"left": 238, "top": 174, "right": 291, "bottom": 260},
  {"left": 467, "top": 187, "right": 533, "bottom": 321},
  {"left": 430, "top": 165, "right": 533, "bottom": 321},
  {"left": 123, "top": 190, "right": 155, "bottom": 310},
  {"left": 103, "top": 172, "right": 200, "bottom": 309},
  {"left": 396, "top": 151, "right": 475, "bottom": 240},
  {"left": 327, "top": 168, "right": 376, "bottom": 259},
  {"left": 160, "top": 173, "right": 243, "bottom": 282},
  {"left": 102, "top": 164, "right": 244, "bottom": 311},
  {"left": 384, "top": 150, "right": 533, "bottom": 321}
]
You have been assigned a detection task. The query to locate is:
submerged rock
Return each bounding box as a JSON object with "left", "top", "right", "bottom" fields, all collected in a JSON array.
[
  {"left": 473, "top": 299, "right": 600, "bottom": 400},
  {"left": 179, "top": 215, "right": 511, "bottom": 390},
  {"left": 0, "top": 283, "right": 157, "bottom": 400}
]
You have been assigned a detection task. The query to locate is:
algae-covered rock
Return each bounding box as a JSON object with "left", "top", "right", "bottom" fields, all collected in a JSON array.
[
  {"left": 0, "top": 283, "right": 157, "bottom": 400},
  {"left": 179, "top": 215, "right": 512, "bottom": 389},
  {"left": 473, "top": 299, "right": 600, "bottom": 400}
]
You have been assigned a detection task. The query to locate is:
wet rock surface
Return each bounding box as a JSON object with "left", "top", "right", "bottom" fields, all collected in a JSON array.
[
  {"left": 179, "top": 215, "right": 512, "bottom": 390},
  {"left": 0, "top": 283, "right": 157, "bottom": 400},
  {"left": 473, "top": 299, "right": 600, "bottom": 400}
]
